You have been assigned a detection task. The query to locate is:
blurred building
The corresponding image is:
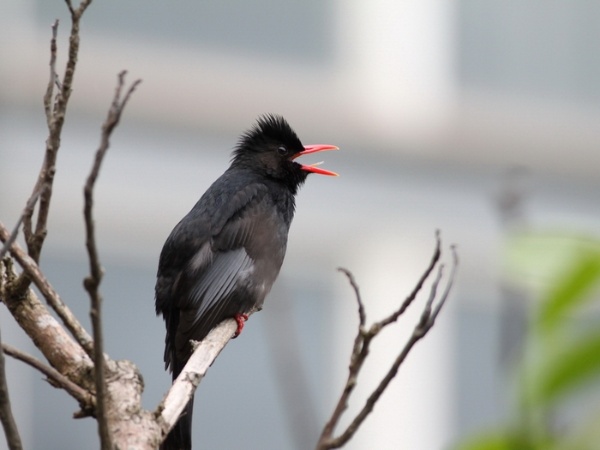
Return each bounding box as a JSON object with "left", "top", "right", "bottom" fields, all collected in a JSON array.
[{"left": 1, "top": 1, "right": 599, "bottom": 449}]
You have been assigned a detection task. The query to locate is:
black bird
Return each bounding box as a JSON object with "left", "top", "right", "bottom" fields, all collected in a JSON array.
[{"left": 155, "top": 114, "right": 338, "bottom": 450}]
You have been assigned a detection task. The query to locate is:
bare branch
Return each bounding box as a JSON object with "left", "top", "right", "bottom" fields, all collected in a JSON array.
[
  {"left": 430, "top": 245, "right": 458, "bottom": 323},
  {"left": 0, "top": 187, "right": 46, "bottom": 262},
  {"left": 0, "top": 329, "right": 23, "bottom": 450},
  {"left": 65, "top": 0, "right": 93, "bottom": 18},
  {"left": 2, "top": 344, "right": 94, "bottom": 416},
  {"left": 337, "top": 268, "right": 366, "bottom": 327},
  {"left": 21, "top": 19, "right": 60, "bottom": 266},
  {"left": 65, "top": 0, "right": 76, "bottom": 15},
  {"left": 378, "top": 229, "right": 442, "bottom": 328},
  {"left": 0, "top": 255, "right": 94, "bottom": 397},
  {"left": 319, "top": 268, "right": 371, "bottom": 444},
  {"left": 417, "top": 262, "right": 445, "bottom": 331},
  {"left": 0, "top": 222, "right": 94, "bottom": 356},
  {"left": 82, "top": 71, "right": 141, "bottom": 450},
  {"left": 156, "top": 320, "right": 238, "bottom": 441},
  {"left": 317, "top": 234, "right": 458, "bottom": 450},
  {"left": 21, "top": 0, "right": 93, "bottom": 269},
  {"left": 43, "top": 20, "right": 59, "bottom": 126}
]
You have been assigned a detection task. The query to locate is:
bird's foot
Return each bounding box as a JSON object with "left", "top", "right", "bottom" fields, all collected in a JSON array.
[{"left": 233, "top": 313, "right": 249, "bottom": 338}]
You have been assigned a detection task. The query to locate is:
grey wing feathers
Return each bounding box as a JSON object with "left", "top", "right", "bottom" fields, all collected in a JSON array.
[
  {"left": 186, "top": 248, "right": 253, "bottom": 324},
  {"left": 175, "top": 247, "right": 256, "bottom": 348}
]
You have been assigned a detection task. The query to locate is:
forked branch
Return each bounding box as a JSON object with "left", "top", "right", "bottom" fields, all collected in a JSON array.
[
  {"left": 316, "top": 234, "right": 458, "bottom": 450},
  {"left": 82, "top": 71, "right": 142, "bottom": 450},
  {"left": 0, "top": 223, "right": 94, "bottom": 356},
  {"left": 21, "top": 0, "right": 94, "bottom": 270}
]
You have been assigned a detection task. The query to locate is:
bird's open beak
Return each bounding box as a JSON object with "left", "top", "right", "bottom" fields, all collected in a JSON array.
[{"left": 294, "top": 144, "right": 339, "bottom": 176}]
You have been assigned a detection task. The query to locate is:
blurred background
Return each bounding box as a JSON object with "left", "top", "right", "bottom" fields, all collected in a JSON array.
[{"left": 1, "top": 1, "right": 599, "bottom": 449}]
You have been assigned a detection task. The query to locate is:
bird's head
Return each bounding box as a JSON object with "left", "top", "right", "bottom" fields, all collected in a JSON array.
[{"left": 231, "top": 114, "right": 338, "bottom": 192}]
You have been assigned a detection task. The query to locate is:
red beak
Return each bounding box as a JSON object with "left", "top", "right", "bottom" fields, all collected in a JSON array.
[{"left": 294, "top": 144, "right": 339, "bottom": 176}]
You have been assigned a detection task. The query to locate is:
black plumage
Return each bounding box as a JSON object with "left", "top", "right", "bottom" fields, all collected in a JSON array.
[{"left": 155, "top": 114, "right": 337, "bottom": 450}]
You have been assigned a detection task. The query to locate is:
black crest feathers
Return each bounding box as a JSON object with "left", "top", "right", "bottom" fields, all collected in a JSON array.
[{"left": 233, "top": 114, "right": 303, "bottom": 160}]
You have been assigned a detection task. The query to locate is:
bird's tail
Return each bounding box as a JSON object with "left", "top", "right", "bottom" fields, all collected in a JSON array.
[{"left": 160, "top": 395, "right": 194, "bottom": 450}]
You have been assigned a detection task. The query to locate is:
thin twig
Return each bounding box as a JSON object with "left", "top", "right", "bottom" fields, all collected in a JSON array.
[
  {"left": 64, "top": 1, "right": 94, "bottom": 24},
  {"left": 0, "top": 222, "right": 94, "bottom": 356},
  {"left": 430, "top": 246, "right": 458, "bottom": 323},
  {"left": 378, "top": 230, "right": 442, "bottom": 328},
  {"left": 324, "top": 248, "right": 457, "bottom": 449},
  {"left": 9, "top": 0, "right": 97, "bottom": 352},
  {"left": 0, "top": 187, "right": 46, "bottom": 261},
  {"left": 20, "top": 0, "right": 94, "bottom": 271},
  {"left": 318, "top": 268, "right": 371, "bottom": 444},
  {"left": 43, "top": 20, "right": 59, "bottom": 126},
  {"left": 0, "top": 328, "right": 23, "bottom": 450},
  {"left": 83, "top": 71, "right": 141, "bottom": 450},
  {"left": 65, "top": 0, "right": 76, "bottom": 15},
  {"left": 1, "top": 343, "right": 94, "bottom": 415},
  {"left": 337, "top": 268, "right": 366, "bottom": 328},
  {"left": 21, "top": 19, "right": 59, "bottom": 264},
  {"left": 327, "top": 268, "right": 370, "bottom": 437},
  {"left": 416, "top": 263, "right": 445, "bottom": 331},
  {"left": 316, "top": 234, "right": 458, "bottom": 450}
]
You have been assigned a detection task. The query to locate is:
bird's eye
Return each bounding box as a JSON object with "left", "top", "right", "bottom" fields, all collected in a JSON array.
[{"left": 277, "top": 146, "right": 288, "bottom": 156}]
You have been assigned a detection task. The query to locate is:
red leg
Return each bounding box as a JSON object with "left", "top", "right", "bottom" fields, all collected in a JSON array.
[{"left": 233, "top": 313, "right": 249, "bottom": 338}]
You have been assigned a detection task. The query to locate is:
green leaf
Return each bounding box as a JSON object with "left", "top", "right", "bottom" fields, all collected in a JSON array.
[
  {"left": 455, "top": 433, "right": 522, "bottom": 450},
  {"left": 538, "top": 245, "right": 600, "bottom": 333},
  {"left": 503, "top": 232, "right": 600, "bottom": 298},
  {"left": 533, "top": 330, "right": 600, "bottom": 405}
]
